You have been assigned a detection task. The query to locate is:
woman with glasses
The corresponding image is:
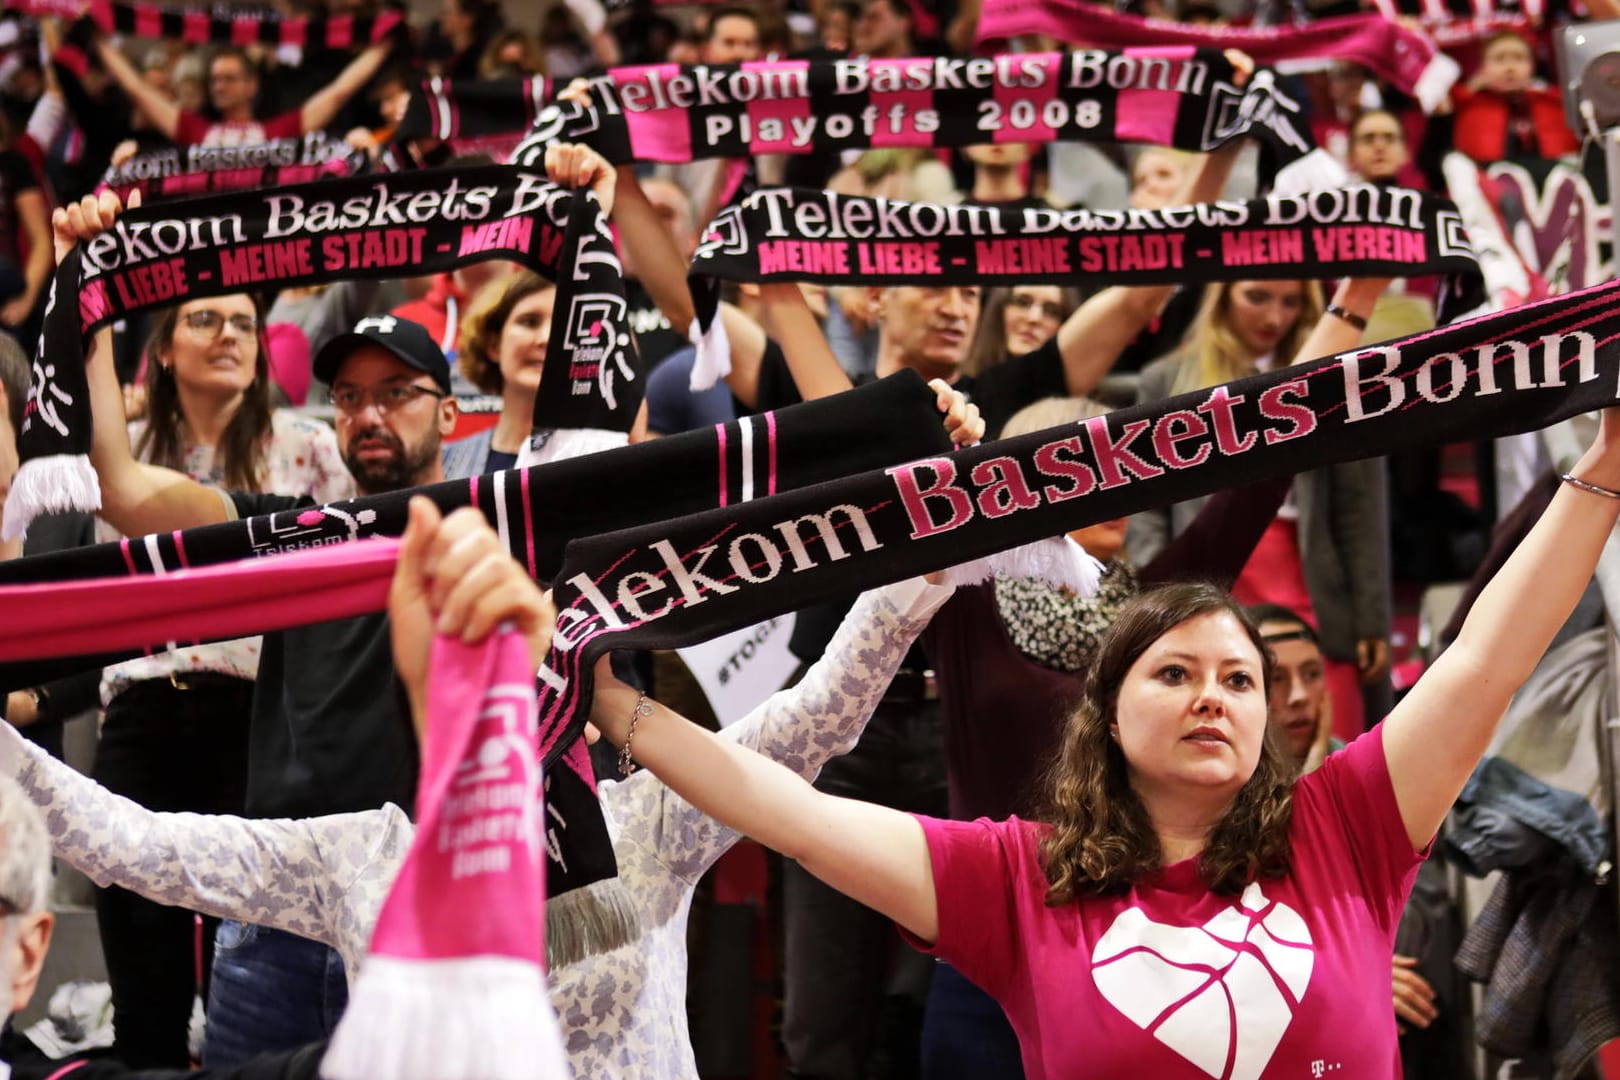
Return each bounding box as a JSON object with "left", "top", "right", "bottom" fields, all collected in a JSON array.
[
  {"left": 961, "top": 286, "right": 1083, "bottom": 381},
  {"left": 88, "top": 293, "right": 351, "bottom": 1069}
]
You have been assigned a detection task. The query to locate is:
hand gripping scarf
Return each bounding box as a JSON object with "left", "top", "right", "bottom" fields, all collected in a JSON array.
[
  {"left": 682, "top": 184, "right": 1486, "bottom": 388},
  {"left": 4, "top": 164, "right": 641, "bottom": 540},
  {"left": 325, "top": 610, "right": 570, "bottom": 1080},
  {"left": 533, "top": 279, "right": 1620, "bottom": 734},
  {"left": 489, "top": 49, "right": 1323, "bottom": 171},
  {"left": 975, "top": 0, "right": 1460, "bottom": 113}
]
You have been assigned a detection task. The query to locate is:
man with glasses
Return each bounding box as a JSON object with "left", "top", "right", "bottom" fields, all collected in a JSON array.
[
  {"left": 77, "top": 308, "right": 458, "bottom": 1066},
  {"left": 89, "top": 42, "right": 393, "bottom": 151}
]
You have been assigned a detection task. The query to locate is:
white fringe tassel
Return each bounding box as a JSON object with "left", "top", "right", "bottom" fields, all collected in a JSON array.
[
  {"left": 687, "top": 313, "right": 733, "bottom": 392},
  {"left": 937, "top": 536, "right": 1103, "bottom": 597},
  {"left": 321, "top": 954, "right": 571, "bottom": 1080},
  {"left": 1412, "top": 51, "right": 1461, "bottom": 115},
  {"left": 517, "top": 427, "right": 629, "bottom": 470},
  {"left": 1272, "top": 149, "right": 1349, "bottom": 198},
  {"left": 1, "top": 454, "right": 102, "bottom": 542}
]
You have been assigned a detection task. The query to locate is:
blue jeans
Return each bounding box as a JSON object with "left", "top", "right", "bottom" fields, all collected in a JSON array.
[
  {"left": 202, "top": 922, "right": 348, "bottom": 1067},
  {"left": 919, "top": 961, "right": 1024, "bottom": 1080}
]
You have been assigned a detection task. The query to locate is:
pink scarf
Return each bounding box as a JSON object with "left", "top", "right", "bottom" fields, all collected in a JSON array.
[
  {"left": 323, "top": 621, "right": 567, "bottom": 1079},
  {"left": 0, "top": 537, "right": 398, "bottom": 663},
  {"left": 976, "top": 0, "right": 1459, "bottom": 112}
]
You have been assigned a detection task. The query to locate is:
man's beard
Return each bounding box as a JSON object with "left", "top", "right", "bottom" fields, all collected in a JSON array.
[{"left": 342, "top": 424, "right": 442, "bottom": 494}]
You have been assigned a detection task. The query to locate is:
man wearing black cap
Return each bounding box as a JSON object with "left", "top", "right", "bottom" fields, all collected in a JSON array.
[
  {"left": 77, "top": 312, "right": 458, "bottom": 1065},
  {"left": 313, "top": 314, "right": 459, "bottom": 495}
]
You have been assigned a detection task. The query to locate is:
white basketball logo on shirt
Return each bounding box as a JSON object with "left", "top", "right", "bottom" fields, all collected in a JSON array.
[{"left": 1091, "top": 883, "right": 1313, "bottom": 1080}]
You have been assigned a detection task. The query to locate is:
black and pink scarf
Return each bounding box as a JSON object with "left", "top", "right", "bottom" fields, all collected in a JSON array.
[
  {"left": 3, "top": 284, "right": 1619, "bottom": 812},
  {"left": 15, "top": 0, "right": 403, "bottom": 49},
  {"left": 682, "top": 183, "right": 1485, "bottom": 387},
  {"left": 96, "top": 135, "right": 368, "bottom": 205},
  {"left": 533, "top": 277, "right": 1620, "bottom": 739},
  {"left": 975, "top": 0, "right": 1460, "bottom": 112},
  {"left": 466, "top": 50, "right": 1322, "bottom": 168},
  {"left": 4, "top": 164, "right": 640, "bottom": 539}
]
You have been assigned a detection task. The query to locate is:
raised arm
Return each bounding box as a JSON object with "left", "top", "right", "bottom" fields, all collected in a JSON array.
[
  {"left": 592, "top": 672, "right": 941, "bottom": 941},
  {"left": 613, "top": 165, "right": 696, "bottom": 336},
  {"left": 621, "top": 577, "right": 953, "bottom": 885},
  {"left": 0, "top": 720, "right": 403, "bottom": 950},
  {"left": 0, "top": 187, "right": 51, "bottom": 329},
  {"left": 301, "top": 41, "right": 393, "bottom": 135},
  {"left": 1051, "top": 140, "right": 1246, "bottom": 395},
  {"left": 718, "top": 301, "right": 770, "bottom": 408},
  {"left": 1383, "top": 409, "right": 1620, "bottom": 849},
  {"left": 756, "top": 283, "right": 855, "bottom": 401},
  {"left": 56, "top": 193, "right": 229, "bottom": 534},
  {"left": 91, "top": 36, "right": 179, "bottom": 141}
]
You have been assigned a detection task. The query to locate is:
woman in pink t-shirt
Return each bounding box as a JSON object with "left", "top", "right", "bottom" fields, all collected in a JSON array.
[{"left": 588, "top": 410, "right": 1620, "bottom": 1080}]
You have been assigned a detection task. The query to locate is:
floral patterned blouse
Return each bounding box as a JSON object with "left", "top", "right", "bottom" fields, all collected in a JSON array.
[
  {"left": 98, "top": 410, "right": 352, "bottom": 701},
  {"left": 9, "top": 579, "right": 950, "bottom": 1080}
]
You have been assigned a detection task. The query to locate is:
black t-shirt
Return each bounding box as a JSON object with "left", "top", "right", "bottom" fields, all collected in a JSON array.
[
  {"left": 229, "top": 492, "right": 418, "bottom": 820},
  {"left": 0, "top": 149, "right": 39, "bottom": 268},
  {"left": 1116, "top": 284, "right": 1201, "bottom": 375},
  {"left": 752, "top": 336, "right": 1070, "bottom": 659},
  {"left": 626, "top": 278, "right": 688, "bottom": 371},
  {"left": 5, "top": 1027, "right": 325, "bottom": 1080}
]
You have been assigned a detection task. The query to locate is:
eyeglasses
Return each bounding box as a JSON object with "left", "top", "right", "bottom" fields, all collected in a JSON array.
[
  {"left": 182, "top": 310, "right": 259, "bottom": 337},
  {"left": 329, "top": 383, "right": 447, "bottom": 415},
  {"left": 1007, "top": 293, "right": 1065, "bottom": 321},
  {"left": 1353, "top": 131, "right": 1404, "bottom": 146}
]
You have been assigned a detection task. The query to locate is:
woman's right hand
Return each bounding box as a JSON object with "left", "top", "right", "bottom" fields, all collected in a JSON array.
[
  {"left": 53, "top": 188, "right": 138, "bottom": 266},
  {"left": 588, "top": 653, "right": 641, "bottom": 746}
]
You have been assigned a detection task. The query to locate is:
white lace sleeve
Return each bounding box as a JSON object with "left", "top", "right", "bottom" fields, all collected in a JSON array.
[
  {"left": 0, "top": 724, "right": 407, "bottom": 970},
  {"left": 614, "top": 578, "right": 953, "bottom": 886}
]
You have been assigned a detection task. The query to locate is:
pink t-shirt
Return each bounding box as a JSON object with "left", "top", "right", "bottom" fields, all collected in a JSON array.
[
  {"left": 909, "top": 725, "right": 1424, "bottom": 1080},
  {"left": 174, "top": 109, "right": 302, "bottom": 149}
]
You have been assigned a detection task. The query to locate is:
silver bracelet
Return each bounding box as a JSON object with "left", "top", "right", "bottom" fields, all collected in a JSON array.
[
  {"left": 618, "top": 692, "right": 653, "bottom": 777},
  {"left": 1561, "top": 472, "right": 1620, "bottom": 500}
]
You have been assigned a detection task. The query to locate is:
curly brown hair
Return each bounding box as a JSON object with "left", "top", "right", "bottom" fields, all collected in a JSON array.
[
  {"left": 457, "top": 271, "right": 551, "bottom": 395},
  {"left": 1038, "top": 581, "right": 1297, "bottom": 904}
]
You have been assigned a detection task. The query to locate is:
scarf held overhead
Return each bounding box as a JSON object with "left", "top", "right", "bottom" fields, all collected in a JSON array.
[
  {"left": 14, "top": 0, "right": 404, "bottom": 48},
  {"left": 683, "top": 184, "right": 1484, "bottom": 388},
  {"left": 975, "top": 0, "right": 1459, "bottom": 113},
  {"left": 689, "top": 184, "right": 1479, "bottom": 288},
  {"left": 0, "top": 371, "right": 955, "bottom": 686},
  {"left": 6, "top": 164, "right": 640, "bottom": 539},
  {"left": 489, "top": 49, "right": 1319, "bottom": 167},
  {"left": 533, "top": 279, "right": 1620, "bottom": 752},
  {"left": 96, "top": 134, "right": 368, "bottom": 204}
]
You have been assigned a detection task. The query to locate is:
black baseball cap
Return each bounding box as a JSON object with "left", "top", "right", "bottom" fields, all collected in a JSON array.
[{"left": 313, "top": 314, "right": 452, "bottom": 393}]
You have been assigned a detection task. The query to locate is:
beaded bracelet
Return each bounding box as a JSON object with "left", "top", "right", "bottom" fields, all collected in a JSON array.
[{"left": 618, "top": 691, "right": 653, "bottom": 777}]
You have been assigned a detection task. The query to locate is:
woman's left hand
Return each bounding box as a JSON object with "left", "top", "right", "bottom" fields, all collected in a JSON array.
[
  {"left": 0, "top": 295, "right": 31, "bottom": 328},
  {"left": 390, "top": 497, "right": 556, "bottom": 725},
  {"left": 928, "top": 378, "right": 984, "bottom": 447},
  {"left": 545, "top": 142, "right": 617, "bottom": 218},
  {"left": 1357, "top": 636, "right": 1389, "bottom": 684}
]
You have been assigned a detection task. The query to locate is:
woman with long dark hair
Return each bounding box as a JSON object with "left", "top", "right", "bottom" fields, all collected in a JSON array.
[
  {"left": 579, "top": 397, "right": 1620, "bottom": 1077},
  {"left": 1132, "top": 280, "right": 1389, "bottom": 741},
  {"left": 91, "top": 293, "right": 349, "bottom": 1068}
]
